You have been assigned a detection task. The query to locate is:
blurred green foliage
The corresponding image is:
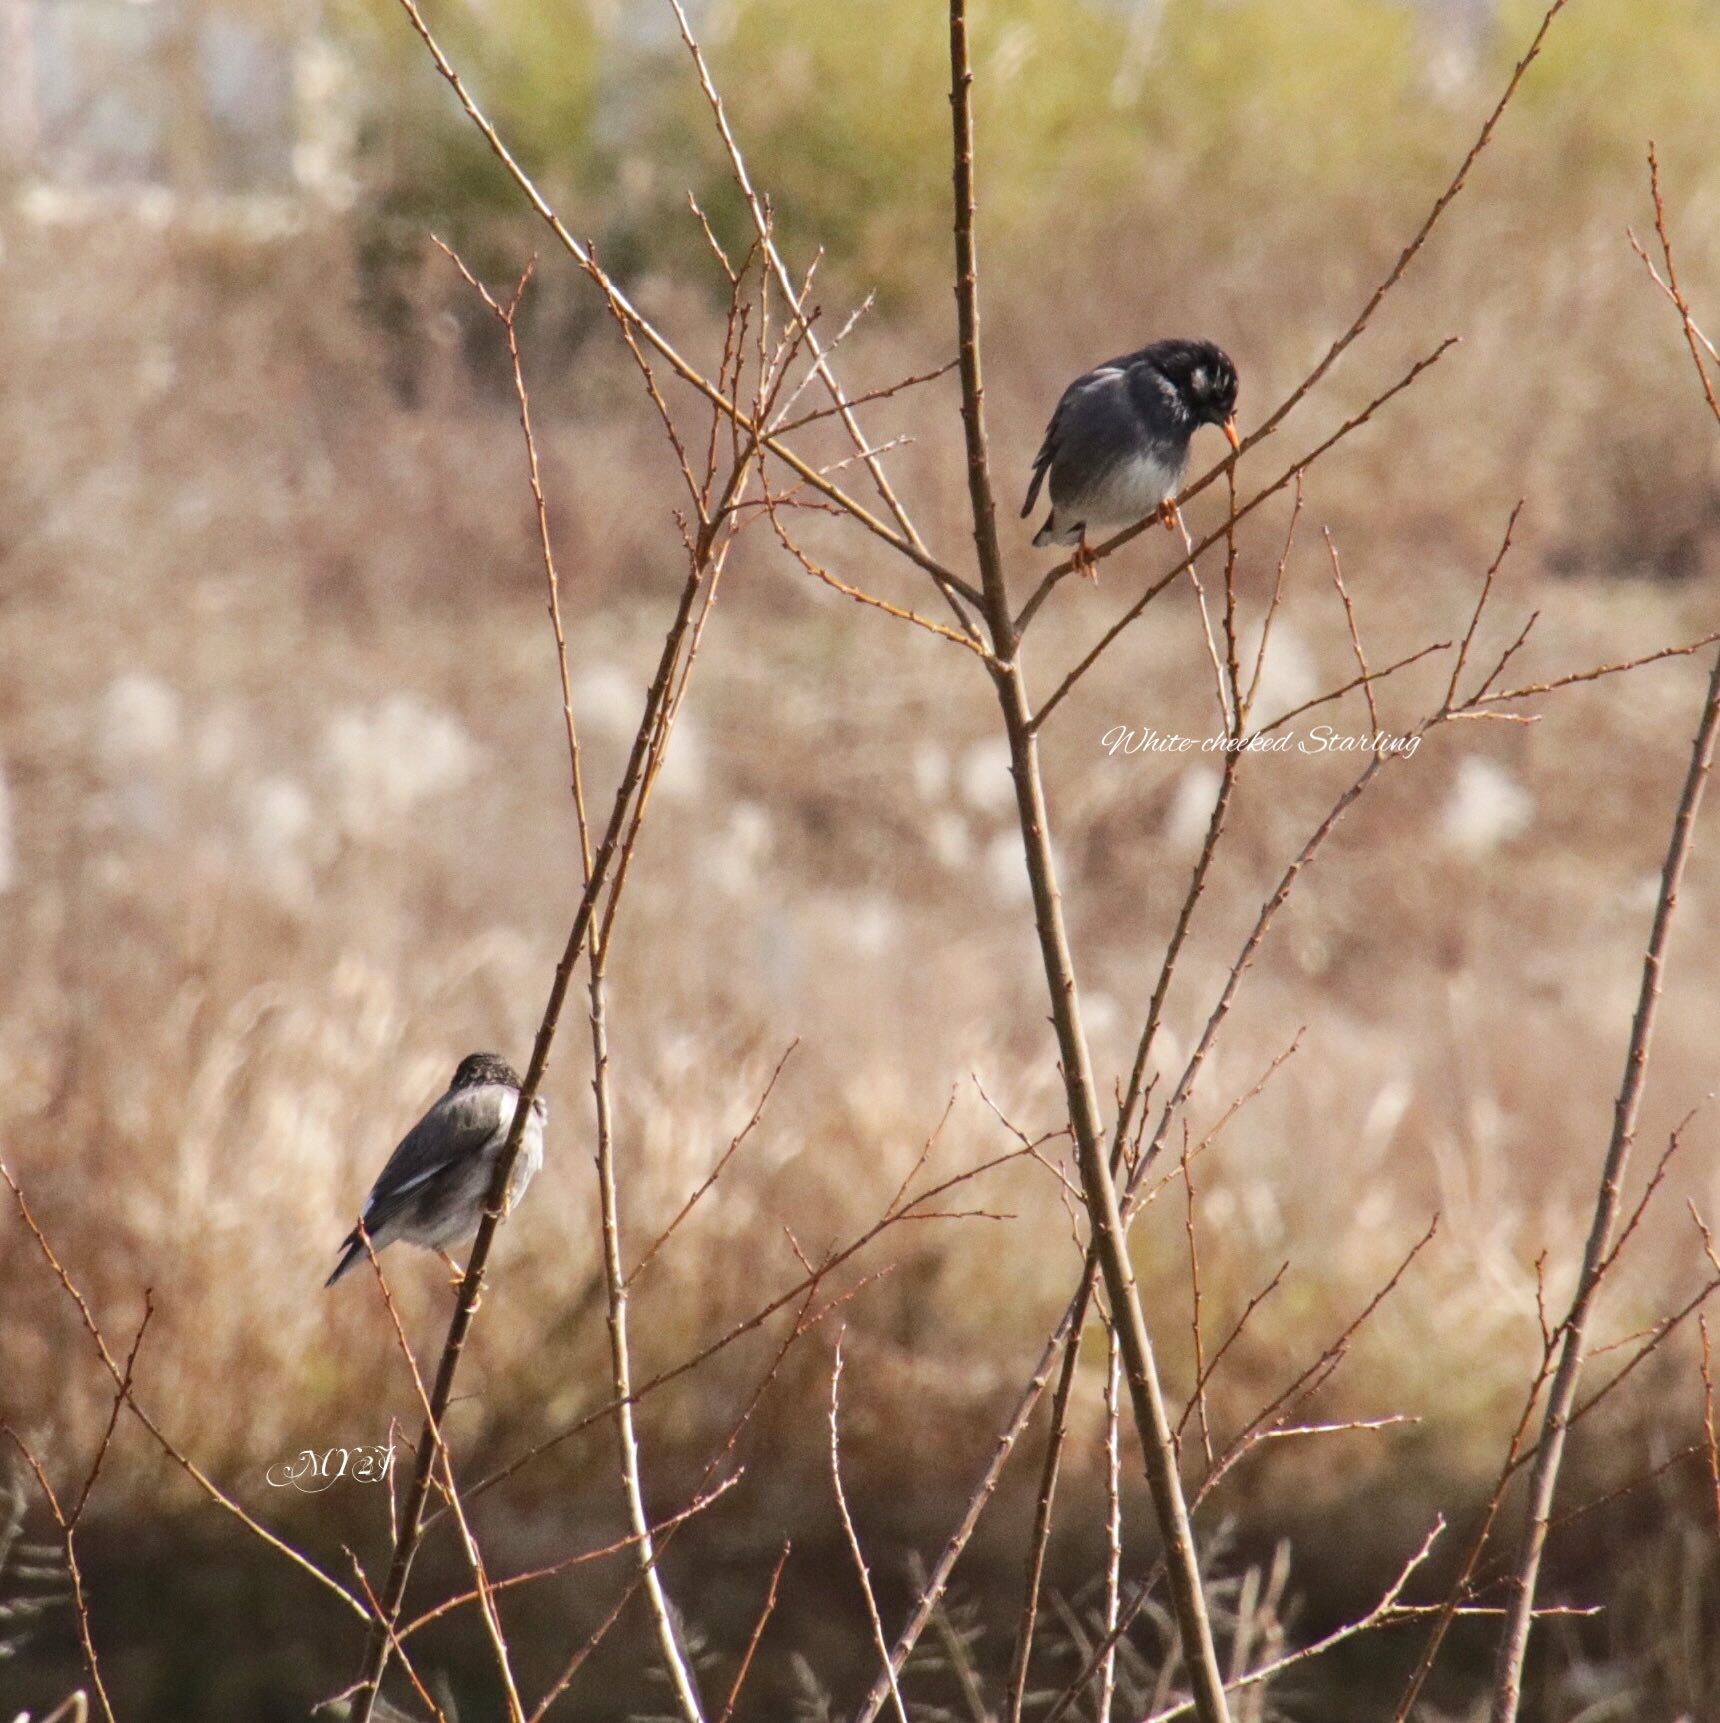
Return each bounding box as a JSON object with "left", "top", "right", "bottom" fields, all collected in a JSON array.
[
  {"left": 345, "top": 0, "right": 1720, "bottom": 308},
  {"left": 1502, "top": 0, "right": 1720, "bottom": 165},
  {"left": 348, "top": 0, "right": 602, "bottom": 222}
]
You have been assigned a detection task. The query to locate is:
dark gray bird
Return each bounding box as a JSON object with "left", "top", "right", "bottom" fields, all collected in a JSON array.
[
  {"left": 1023, "top": 339, "right": 1240, "bottom": 574},
  {"left": 326, "top": 1052, "right": 546, "bottom": 1287}
]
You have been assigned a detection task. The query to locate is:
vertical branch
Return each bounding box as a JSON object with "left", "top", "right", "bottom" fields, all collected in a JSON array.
[
  {"left": 1098, "top": 1322, "right": 1125, "bottom": 1723},
  {"left": 1488, "top": 638, "right": 1720, "bottom": 1720},
  {"left": 946, "top": 0, "right": 1009, "bottom": 655},
  {"left": 1700, "top": 1316, "right": 1720, "bottom": 1532},
  {"left": 359, "top": 1232, "right": 524, "bottom": 1721},
  {"left": 1003, "top": 1324, "right": 1082, "bottom": 1723},
  {"left": 1488, "top": 159, "right": 1720, "bottom": 1722},
  {"left": 831, "top": 1339, "right": 911, "bottom": 1723},
  {"left": 1182, "top": 1133, "right": 1213, "bottom": 1467},
  {"left": 585, "top": 930, "right": 707, "bottom": 1723},
  {"left": 4, "top": 1437, "right": 117, "bottom": 1723},
  {"left": 1220, "top": 470, "right": 1243, "bottom": 733},
  {"left": 943, "top": 6, "right": 1232, "bottom": 1720}
]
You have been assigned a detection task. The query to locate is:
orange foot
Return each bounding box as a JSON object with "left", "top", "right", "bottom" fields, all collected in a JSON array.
[
  {"left": 1073, "top": 531, "right": 1098, "bottom": 582},
  {"left": 438, "top": 1250, "right": 479, "bottom": 1306},
  {"left": 1157, "top": 500, "right": 1183, "bottom": 533}
]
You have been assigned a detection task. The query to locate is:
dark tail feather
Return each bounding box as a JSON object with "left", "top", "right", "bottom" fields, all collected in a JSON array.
[
  {"left": 326, "top": 1231, "right": 364, "bottom": 1287},
  {"left": 1022, "top": 459, "right": 1049, "bottom": 518}
]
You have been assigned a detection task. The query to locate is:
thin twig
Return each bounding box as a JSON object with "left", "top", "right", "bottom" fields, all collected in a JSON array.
[
  {"left": 349, "top": 284, "right": 750, "bottom": 1723},
  {"left": 1323, "top": 528, "right": 1378, "bottom": 736},
  {"left": 628, "top": 1041, "right": 799, "bottom": 1287},
  {"left": 1486, "top": 154, "right": 1720, "bottom": 1723},
  {"left": 1098, "top": 1324, "right": 1125, "bottom": 1723},
  {"left": 1701, "top": 1317, "right": 1720, "bottom": 1533},
  {"left": 1181, "top": 1130, "right": 1213, "bottom": 1465},
  {"left": 1003, "top": 1314, "right": 1081, "bottom": 1723},
  {"left": 831, "top": 1338, "right": 910, "bottom": 1723},
  {"left": 581, "top": 929, "right": 707, "bottom": 1723},
  {"left": 718, "top": 1542, "right": 791, "bottom": 1723},
  {"left": 3, "top": 1433, "right": 118, "bottom": 1723},
  {"left": 1143, "top": 1519, "right": 1447, "bottom": 1723}
]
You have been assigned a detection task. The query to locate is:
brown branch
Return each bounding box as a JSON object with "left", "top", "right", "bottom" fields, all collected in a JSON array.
[
  {"left": 334, "top": 1560, "right": 453, "bottom": 1723},
  {"left": 1486, "top": 153, "right": 1720, "bottom": 1723},
  {"left": 1181, "top": 1130, "right": 1214, "bottom": 1467},
  {"left": 1124, "top": 751, "right": 1393, "bottom": 1192},
  {"left": 1003, "top": 1317, "right": 1082, "bottom": 1723},
  {"left": 1631, "top": 144, "right": 1720, "bottom": 424},
  {"left": 526, "top": 1265, "right": 839, "bottom": 1721},
  {"left": 580, "top": 929, "right": 706, "bottom": 1723},
  {"left": 663, "top": 0, "right": 951, "bottom": 585},
  {"left": 1177, "top": 1264, "right": 1291, "bottom": 1444},
  {"left": 1702, "top": 1317, "right": 1720, "bottom": 1534},
  {"left": 1113, "top": 749, "right": 1242, "bottom": 1170},
  {"left": 763, "top": 492, "right": 995, "bottom": 658},
  {"left": 1142, "top": 1521, "right": 1449, "bottom": 1723},
  {"left": 718, "top": 1542, "right": 791, "bottom": 1723},
  {"left": 627, "top": 1040, "right": 799, "bottom": 1287},
  {"left": 943, "top": 3, "right": 1233, "bottom": 1716},
  {"left": 1444, "top": 503, "right": 1524, "bottom": 710},
  {"left": 1475, "top": 629, "right": 1720, "bottom": 708},
  {"left": 1098, "top": 1324, "right": 1126, "bottom": 1723},
  {"left": 773, "top": 360, "right": 960, "bottom": 436},
  {"left": 1196, "top": 1219, "right": 1439, "bottom": 1504},
  {"left": 1250, "top": 641, "right": 1448, "bottom": 741},
  {"left": 399, "top": 1477, "right": 742, "bottom": 1643},
  {"left": 1323, "top": 528, "right": 1379, "bottom": 735},
  {"left": 69, "top": 1294, "right": 152, "bottom": 1528},
  {"left": 4, "top": 1433, "right": 118, "bottom": 1723},
  {"left": 1241, "top": 474, "right": 1303, "bottom": 727},
  {"left": 831, "top": 1338, "right": 910, "bottom": 1723}
]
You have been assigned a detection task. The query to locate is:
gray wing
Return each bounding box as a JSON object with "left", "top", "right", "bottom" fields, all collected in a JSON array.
[
  {"left": 1024, "top": 363, "right": 1135, "bottom": 516},
  {"left": 359, "top": 1085, "right": 509, "bottom": 1233}
]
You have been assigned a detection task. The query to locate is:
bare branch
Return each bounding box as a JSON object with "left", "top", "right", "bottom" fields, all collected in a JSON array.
[
  {"left": 832, "top": 1339, "right": 910, "bottom": 1723},
  {"left": 1486, "top": 153, "right": 1720, "bottom": 1722}
]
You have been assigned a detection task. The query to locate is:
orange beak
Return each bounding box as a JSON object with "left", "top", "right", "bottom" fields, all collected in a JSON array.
[{"left": 1222, "top": 416, "right": 1241, "bottom": 453}]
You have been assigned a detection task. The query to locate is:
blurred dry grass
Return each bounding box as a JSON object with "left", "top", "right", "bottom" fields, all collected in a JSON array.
[{"left": 4, "top": 36, "right": 1720, "bottom": 1711}]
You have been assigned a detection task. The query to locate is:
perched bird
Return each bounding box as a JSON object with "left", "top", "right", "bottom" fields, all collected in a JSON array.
[
  {"left": 326, "top": 1052, "right": 546, "bottom": 1288},
  {"left": 1023, "top": 338, "right": 1240, "bottom": 576}
]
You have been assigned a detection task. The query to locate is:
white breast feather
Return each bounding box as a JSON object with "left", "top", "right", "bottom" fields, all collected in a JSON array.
[{"left": 1081, "top": 447, "right": 1185, "bottom": 526}]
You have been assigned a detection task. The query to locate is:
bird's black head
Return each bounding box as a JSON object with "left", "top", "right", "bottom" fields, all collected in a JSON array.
[
  {"left": 1149, "top": 340, "right": 1240, "bottom": 444},
  {"left": 451, "top": 1051, "right": 524, "bottom": 1092}
]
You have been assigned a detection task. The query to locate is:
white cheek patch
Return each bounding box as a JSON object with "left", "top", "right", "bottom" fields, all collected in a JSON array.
[{"left": 1191, "top": 367, "right": 1209, "bottom": 395}]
